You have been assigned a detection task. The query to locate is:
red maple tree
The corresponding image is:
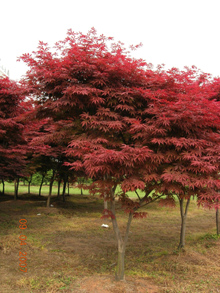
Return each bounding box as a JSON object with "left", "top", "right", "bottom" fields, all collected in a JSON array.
[
  {"left": 136, "top": 66, "right": 220, "bottom": 248},
  {"left": 22, "top": 113, "right": 74, "bottom": 205},
  {"left": 0, "top": 77, "right": 27, "bottom": 198},
  {"left": 20, "top": 29, "right": 220, "bottom": 280}
]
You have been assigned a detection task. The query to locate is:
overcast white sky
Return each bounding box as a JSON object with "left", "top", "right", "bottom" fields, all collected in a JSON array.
[{"left": 1, "top": 0, "right": 220, "bottom": 80}]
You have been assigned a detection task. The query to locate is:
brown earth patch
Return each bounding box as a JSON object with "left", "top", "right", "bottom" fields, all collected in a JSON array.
[
  {"left": 0, "top": 195, "right": 220, "bottom": 292},
  {"left": 74, "top": 275, "right": 159, "bottom": 292}
]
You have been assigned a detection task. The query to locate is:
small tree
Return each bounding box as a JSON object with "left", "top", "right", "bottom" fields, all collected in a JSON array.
[
  {"left": 23, "top": 114, "right": 70, "bottom": 204},
  {"left": 0, "top": 77, "right": 27, "bottom": 197},
  {"left": 139, "top": 67, "right": 220, "bottom": 249}
]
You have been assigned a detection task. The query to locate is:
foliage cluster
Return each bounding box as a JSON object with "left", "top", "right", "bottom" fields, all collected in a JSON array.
[{"left": 1, "top": 28, "right": 220, "bottom": 280}]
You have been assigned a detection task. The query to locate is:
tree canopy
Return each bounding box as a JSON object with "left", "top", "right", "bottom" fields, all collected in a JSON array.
[
  {"left": 17, "top": 28, "right": 220, "bottom": 279},
  {"left": 0, "top": 77, "right": 27, "bottom": 182},
  {"left": 19, "top": 29, "right": 220, "bottom": 208}
]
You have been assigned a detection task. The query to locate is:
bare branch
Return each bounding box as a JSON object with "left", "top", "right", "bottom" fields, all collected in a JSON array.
[{"left": 135, "top": 190, "right": 141, "bottom": 201}]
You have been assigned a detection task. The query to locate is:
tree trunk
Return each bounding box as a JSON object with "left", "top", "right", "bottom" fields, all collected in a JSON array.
[
  {"left": 1, "top": 179, "right": 5, "bottom": 195},
  {"left": 178, "top": 197, "right": 190, "bottom": 249},
  {"left": 110, "top": 189, "right": 133, "bottom": 281},
  {"left": 47, "top": 170, "right": 55, "bottom": 207},
  {"left": 116, "top": 242, "right": 125, "bottom": 281},
  {"left": 104, "top": 196, "right": 108, "bottom": 210},
  {"left": 39, "top": 174, "right": 45, "bottom": 197},
  {"left": 216, "top": 208, "right": 219, "bottom": 236},
  {"left": 17, "top": 178, "right": 19, "bottom": 195},
  {"left": 103, "top": 175, "right": 108, "bottom": 212},
  {"left": 103, "top": 177, "right": 108, "bottom": 214},
  {"left": 67, "top": 182, "right": 70, "bottom": 196},
  {"left": 47, "top": 180, "right": 53, "bottom": 207},
  {"left": 14, "top": 178, "right": 19, "bottom": 200},
  {"left": 179, "top": 214, "right": 187, "bottom": 249},
  {"left": 81, "top": 188, "right": 83, "bottom": 195},
  {"left": 57, "top": 179, "right": 61, "bottom": 198},
  {"left": 62, "top": 179, "right": 67, "bottom": 202},
  {"left": 27, "top": 175, "right": 32, "bottom": 194},
  {"left": 14, "top": 179, "right": 17, "bottom": 200}
]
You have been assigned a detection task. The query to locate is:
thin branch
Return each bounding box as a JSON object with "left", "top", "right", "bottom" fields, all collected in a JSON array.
[
  {"left": 179, "top": 196, "right": 190, "bottom": 218},
  {"left": 184, "top": 198, "right": 191, "bottom": 217},
  {"left": 120, "top": 132, "right": 127, "bottom": 144},
  {"left": 179, "top": 197, "right": 184, "bottom": 218},
  {"left": 112, "top": 184, "right": 117, "bottom": 194},
  {"left": 133, "top": 194, "right": 162, "bottom": 211},
  {"left": 110, "top": 198, "right": 122, "bottom": 243},
  {"left": 135, "top": 190, "right": 141, "bottom": 201},
  {"left": 124, "top": 212, "right": 133, "bottom": 248}
]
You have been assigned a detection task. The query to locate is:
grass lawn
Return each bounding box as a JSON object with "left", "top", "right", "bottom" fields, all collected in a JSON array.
[
  {"left": 0, "top": 191, "right": 219, "bottom": 292},
  {"left": 1, "top": 182, "right": 90, "bottom": 197},
  {"left": 0, "top": 182, "right": 145, "bottom": 199}
]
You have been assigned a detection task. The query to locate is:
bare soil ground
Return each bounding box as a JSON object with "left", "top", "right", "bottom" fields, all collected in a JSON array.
[{"left": 0, "top": 194, "right": 220, "bottom": 292}]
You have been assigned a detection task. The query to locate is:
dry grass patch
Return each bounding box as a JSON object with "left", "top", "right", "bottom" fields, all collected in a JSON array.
[{"left": 0, "top": 194, "right": 219, "bottom": 292}]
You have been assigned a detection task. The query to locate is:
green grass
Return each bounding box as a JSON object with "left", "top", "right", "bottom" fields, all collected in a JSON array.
[
  {"left": 0, "top": 182, "right": 90, "bottom": 196},
  {"left": 1, "top": 182, "right": 150, "bottom": 200}
]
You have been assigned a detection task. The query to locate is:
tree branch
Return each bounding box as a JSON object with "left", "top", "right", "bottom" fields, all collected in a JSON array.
[
  {"left": 135, "top": 190, "right": 141, "bottom": 201},
  {"left": 185, "top": 197, "right": 191, "bottom": 217},
  {"left": 133, "top": 194, "right": 162, "bottom": 211},
  {"left": 120, "top": 132, "right": 127, "bottom": 144},
  {"left": 124, "top": 212, "right": 133, "bottom": 248},
  {"left": 110, "top": 198, "right": 123, "bottom": 243}
]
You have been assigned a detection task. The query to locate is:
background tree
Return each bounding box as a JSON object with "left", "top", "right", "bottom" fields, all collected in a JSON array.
[
  {"left": 23, "top": 114, "right": 71, "bottom": 204},
  {"left": 136, "top": 66, "right": 220, "bottom": 249},
  {"left": 204, "top": 78, "right": 220, "bottom": 236},
  {"left": 0, "top": 77, "right": 27, "bottom": 199}
]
